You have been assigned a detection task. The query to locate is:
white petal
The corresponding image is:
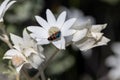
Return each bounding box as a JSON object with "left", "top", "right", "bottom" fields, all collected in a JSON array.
[
  {"left": 1, "top": 1, "right": 16, "bottom": 18},
  {"left": 23, "top": 28, "right": 31, "bottom": 41},
  {"left": 4, "top": 1, "right": 16, "bottom": 12},
  {"left": 62, "top": 29, "right": 76, "bottom": 37},
  {"left": 0, "top": 0, "right": 9, "bottom": 17},
  {"left": 27, "top": 26, "right": 48, "bottom": 38},
  {"left": 3, "top": 49, "right": 20, "bottom": 59},
  {"left": 46, "top": 9, "right": 56, "bottom": 26},
  {"left": 91, "top": 24, "right": 107, "bottom": 32},
  {"left": 71, "top": 19, "right": 91, "bottom": 30},
  {"left": 29, "top": 54, "right": 44, "bottom": 68},
  {"left": 22, "top": 28, "right": 35, "bottom": 48},
  {"left": 111, "top": 42, "right": 120, "bottom": 55},
  {"left": 72, "top": 29, "right": 88, "bottom": 42},
  {"left": 91, "top": 32, "right": 103, "bottom": 40},
  {"left": 23, "top": 48, "right": 37, "bottom": 57},
  {"left": 10, "top": 33, "right": 23, "bottom": 45},
  {"left": 56, "top": 11, "right": 66, "bottom": 28},
  {"left": 108, "top": 68, "right": 120, "bottom": 80},
  {"left": 74, "top": 38, "right": 95, "bottom": 51},
  {"left": 16, "top": 63, "right": 25, "bottom": 73},
  {"left": 0, "top": 18, "right": 3, "bottom": 22},
  {"left": 106, "top": 55, "right": 118, "bottom": 68},
  {"left": 61, "top": 18, "right": 76, "bottom": 31},
  {"left": 35, "top": 16, "right": 50, "bottom": 30},
  {"left": 36, "top": 45, "right": 45, "bottom": 58},
  {"left": 93, "top": 36, "right": 110, "bottom": 47},
  {"left": 37, "top": 39, "right": 50, "bottom": 45},
  {"left": 13, "top": 45, "right": 21, "bottom": 51},
  {"left": 52, "top": 37, "right": 65, "bottom": 49}
]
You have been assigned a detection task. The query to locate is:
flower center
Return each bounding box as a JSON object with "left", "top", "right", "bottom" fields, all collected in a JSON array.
[
  {"left": 48, "top": 27, "right": 61, "bottom": 41},
  {"left": 12, "top": 55, "right": 25, "bottom": 67}
]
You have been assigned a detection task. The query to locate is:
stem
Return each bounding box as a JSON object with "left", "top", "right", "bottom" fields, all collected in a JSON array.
[
  {"left": 16, "top": 74, "right": 20, "bottom": 80},
  {"left": 43, "top": 47, "right": 59, "bottom": 70},
  {"left": 33, "top": 46, "right": 59, "bottom": 79},
  {"left": 0, "top": 35, "right": 13, "bottom": 49},
  {"left": 40, "top": 70, "right": 46, "bottom": 80},
  {"left": 22, "top": 68, "right": 32, "bottom": 80}
]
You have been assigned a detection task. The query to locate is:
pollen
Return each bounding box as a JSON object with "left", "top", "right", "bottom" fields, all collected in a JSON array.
[
  {"left": 12, "top": 55, "right": 25, "bottom": 67},
  {"left": 48, "top": 27, "right": 59, "bottom": 36}
]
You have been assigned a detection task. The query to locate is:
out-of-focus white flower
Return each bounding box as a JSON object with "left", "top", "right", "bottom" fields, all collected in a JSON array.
[
  {"left": 106, "top": 42, "right": 120, "bottom": 80},
  {"left": 0, "top": 0, "right": 16, "bottom": 22},
  {"left": 27, "top": 9, "right": 76, "bottom": 49},
  {"left": 72, "top": 22, "right": 110, "bottom": 51},
  {"left": 67, "top": 7, "right": 95, "bottom": 27},
  {"left": 3, "top": 29, "right": 45, "bottom": 73},
  {"left": 57, "top": 7, "right": 95, "bottom": 27}
]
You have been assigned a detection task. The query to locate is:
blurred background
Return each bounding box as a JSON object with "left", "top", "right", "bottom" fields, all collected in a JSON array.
[{"left": 0, "top": 0, "right": 120, "bottom": 80}]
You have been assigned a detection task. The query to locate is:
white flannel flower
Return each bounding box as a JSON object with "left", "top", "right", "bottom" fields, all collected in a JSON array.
[
  {"left": 0, "top": 0, "right": 16, "bottom": 22},
  {"left": 3, "top": 29, "right": 45, "bottom": 73},
  {"left": 72, "top": 22, "right": 110, "bottom": 51},
  {"left": 106, "top": 42, "right": 120, "bottom": 80},
  {"left": 27, "top": 9, "right": 76, "bottom": 49}
]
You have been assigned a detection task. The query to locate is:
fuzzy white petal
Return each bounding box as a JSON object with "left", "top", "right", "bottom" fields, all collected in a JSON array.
[
  {"left": 22, "top": 29, "right": 35, "bottom": 48},
  {"left": 56, "top": 11, "right": 66, "bottom": 28},
  {"left": 108, "top": 68, "right": 120, "bottom": 80},
  {"left": 93, "top": 36, "right": 110, "bottom": 47},
  {"left": 91, "top": 32, "right": 103, "bottom": 40},
  {"left": 23, "top": 28, "right": 31, "bottom": 41},
  {"left": 72, "top": 29, "right": 88, "bottom": 42},
  {"left": 106, "top": 55, "right": 118, "bottom": 68},
  {"left": 35, "top": 16, "right": 50, "bottom": 30},
  {"left": 37, "top": 39, "right": 50, "bottom": 45},
  {"left": 61, "top": 18, "right": 76, "bottom": 32},
  {"left": 111, "top": 42, "right": 120, "bottom": 55},
  {"left": 29, "top": 54, "right": 44, "bottom": 68},
  {"left": 52, "top": 37, "right": 65, "bottom": 49},
  {"left": 71, "top": 20, "right": 91, "bottom": 30},
  {"left": 62, "top": 29, "right": 76, "bottom": 36},
  {"left": 16, "top": 63, "right": 25, "bottom": 73},
  {"left": 1, "top": 0, "right": 16, "bottom": 18},
  {"left": 27, "top": 26, "right": 48, "bottom": 38},
  {"left": 0, "top": 0, "right": 9, "bottom": 17},
  {"left": 13, "top": 45, "right": 21, "bottom": 51},
  {"left": 10, "top": 33, "right": 23, "bottom": 45},
  {"left": 3, "top": 49, "right": 21, "bottom": 59},
  {"left": 23, "top": 48, "right": 37, "bottom": 57},
  {"left": 74, "top": 38, "right": 95, "bottom": 51},
  {"left": 46, "top": 9, "right": 56, "bottom": 26},
  {"left": 91, "top": 24, "right": 107, "bottom": 32},
  {"left": 4, "top": 1, "right": 16, "bottom": 12}
]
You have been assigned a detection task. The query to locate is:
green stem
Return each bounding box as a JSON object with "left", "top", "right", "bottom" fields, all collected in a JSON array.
[{"left": 33, "top": 45, "right": 59, "bottom": 80}]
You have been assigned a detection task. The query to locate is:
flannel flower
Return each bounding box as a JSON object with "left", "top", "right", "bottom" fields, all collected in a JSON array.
[
  {"left": 106, "top": 42, "right": 120, "bottom": 80},
  {"left": 0, "top": 0, "right": 16, "bottom": 22},
  {"left": 27, "top": 9, "right": 76, "bottom": 49},
  {"left": 72, "top": 21, "right": 110, "bottom": 51},
  {"left": 3, "top": 29, "right": 45, "bottom": 73}
]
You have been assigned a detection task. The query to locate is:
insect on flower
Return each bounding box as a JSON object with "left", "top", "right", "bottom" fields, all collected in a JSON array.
[
  {"left": 27, "top": 9, "right": 77, "bottom": 49},
  {"left": 48, "top": 31, "right": 61, "bottom": 41}
]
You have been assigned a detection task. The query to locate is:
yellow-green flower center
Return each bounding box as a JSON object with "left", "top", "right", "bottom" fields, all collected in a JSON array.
[{"left": 48, "top": 27, "right": 59, "bottom": 36}]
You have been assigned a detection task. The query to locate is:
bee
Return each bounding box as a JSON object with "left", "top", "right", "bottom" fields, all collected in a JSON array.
[{"left": 48, "top": 31, "right": 61, "bottom": 41}]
